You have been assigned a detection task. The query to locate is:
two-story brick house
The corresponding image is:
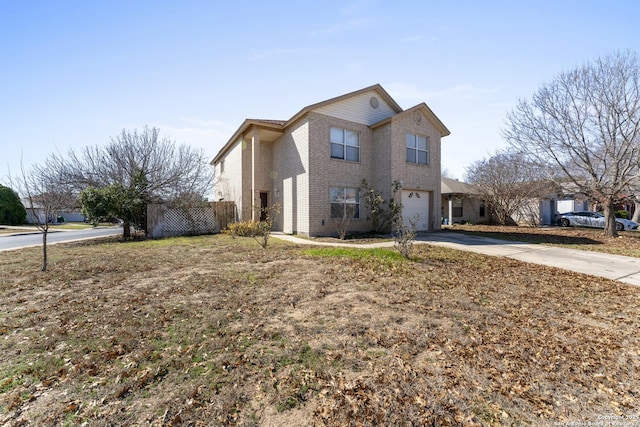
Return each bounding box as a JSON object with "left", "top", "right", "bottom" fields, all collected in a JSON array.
[{"left": 211, "top": 84, "right": 450, "bottom": 236}]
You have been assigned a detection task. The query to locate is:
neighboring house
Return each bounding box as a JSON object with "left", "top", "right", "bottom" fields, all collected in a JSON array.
[
  {"left": 211, "top": 84, "right": 450, "bottom": 236},
  {"left": 440, "top": 177, "right": 488, "bottom": 225},
  {"left": 22, "top": 198, "right": 86, "bottom": 224},
  {"left": 537, "top": 194, "right": 589, "bottom": 226}
]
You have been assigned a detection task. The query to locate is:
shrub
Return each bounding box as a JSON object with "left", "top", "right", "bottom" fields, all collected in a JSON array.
[
  {"left": 614, "top": 210, "right": 630, "bottom": 219},
  {"left": 393, "top": 215, "right": 418, "bottom": 259},
  {"left": 224, "top": 221, "right": 262, "bottom": 237},
  {"left": 223, "top": 203, "right": 280, "bottom": 249},
  {"left": 359, "top": 179, "right": 402, "bottom": 233},
  {"left": 0, "top": 185, "right": 27, "bottom": 225}
]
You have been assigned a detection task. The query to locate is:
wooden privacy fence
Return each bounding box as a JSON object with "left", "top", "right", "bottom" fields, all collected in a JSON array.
[
  {"left": 212, "top": 201, "right": 236, "bottom": 231},
  {"left": 147, "top": 201, "right": 237, "bottom": 239}
]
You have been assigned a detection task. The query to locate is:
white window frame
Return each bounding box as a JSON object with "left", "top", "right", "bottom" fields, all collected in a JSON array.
[
  {"left": 406, "top": 134, "right": 429, "bottom": 165},
  {"left": 330, "top": 187, "right": 360, "bottom": 219},
  {"left": 330, "top": 127, "right": 360, "bottom": 162}
]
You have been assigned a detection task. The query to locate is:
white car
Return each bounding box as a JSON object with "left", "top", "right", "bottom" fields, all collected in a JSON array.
[{"left": 554, "top": 211, "right": 639, "bottom": 231}]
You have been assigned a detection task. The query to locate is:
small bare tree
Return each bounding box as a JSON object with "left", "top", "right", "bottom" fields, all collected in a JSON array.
[
  {"left": 465, "top": 150, "right": 552, "bottom": 225},
  {"left": 17, "top": 162, "right": 75, "bottom": 271},
  {"left": 331, "top": 203, "right": 357, "bottom": 240},
  {"left": 394, "top": 214, "right": 418, "bottom": 259},
  {"left": 252, "top": 203, "right": 280, "bottom": 249}
]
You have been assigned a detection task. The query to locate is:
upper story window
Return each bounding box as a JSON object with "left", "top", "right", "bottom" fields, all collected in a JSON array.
[
  {"left": 406, "top": 134, "right": 429, "bottom": 165},
  {"left": 331, "top": 127, "right": 360, "bottom": 162},
  {"left": 220, "top": 160, "right": 225, "bottom": 174}
]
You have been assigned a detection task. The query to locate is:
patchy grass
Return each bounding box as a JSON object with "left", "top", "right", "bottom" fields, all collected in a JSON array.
[
  {"left": 447, "top": 224, "right": 640, "bottom": 257},
  {"left": 303, "top": 247, "right": 406, "bottom": 263},
  {"left": 0, "top": 234, "right": 638, "bottom": 425}
]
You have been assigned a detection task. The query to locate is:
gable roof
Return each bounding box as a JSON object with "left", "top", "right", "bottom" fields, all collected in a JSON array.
[
  {"left": 211, "top": 84, "right": 446, "bottom": 164},
  {"left": 370, "top": 103, "right": 450, "bottom": 137},
  {"left": 286, "top": 84, "right": 402, "bottom": 125}
]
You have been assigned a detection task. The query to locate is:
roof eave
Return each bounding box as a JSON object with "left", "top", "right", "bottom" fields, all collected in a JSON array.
[{"left": 211, "top": 119, "right": 285, "bottom": 165}]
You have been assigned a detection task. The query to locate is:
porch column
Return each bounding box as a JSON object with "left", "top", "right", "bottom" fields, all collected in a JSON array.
[
  {"left": 251, "top": 129, "right": 261, "bottom": 222},
  {"left": 448, "top": 195, "right": 453, "bottom": 225}
]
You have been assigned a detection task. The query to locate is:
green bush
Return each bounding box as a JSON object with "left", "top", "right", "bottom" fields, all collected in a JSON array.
[
  {"left": 0, "top": 185, "right": 27, "bottom": 225},
  {"left": 614, "top": 210, "right": 630, "bottom": 219}
]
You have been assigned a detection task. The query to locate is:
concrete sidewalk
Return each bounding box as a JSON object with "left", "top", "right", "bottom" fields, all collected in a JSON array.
[{"left": 272, "top": 232, "right": 640, "bottom": 286}]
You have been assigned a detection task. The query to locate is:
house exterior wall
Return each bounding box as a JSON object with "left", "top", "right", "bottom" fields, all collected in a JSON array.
[
  {"left": 371, "top": 123, "right": 393, "bottom": 206},
  {"left": 272, "top": 118, "right": 310, "bottom": 234},
  {"left": 307, "top": 112, "right": 376, "bottom": 236},
  {"left": 441, "top": 195, "right": 488, "bottom": 224},
  {"left": 214, "top": 138, "right": 245, "bottom": 221},
  {"left": 388, "top": 110, "right": 442, "bottom": 231}
]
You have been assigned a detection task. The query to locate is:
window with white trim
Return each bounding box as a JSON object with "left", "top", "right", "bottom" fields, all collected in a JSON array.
[
  {"left": 452, "top": 197, "right": 463, "bottom": 217},
  {"left": 406, "top": 134, "right": 429, "bottom": 165},
  {"left": 330, "top": 187, "right": 360, "bottom": 219},
  {"left": 331, "top": 127, "right": 360, "bottom": 162}
]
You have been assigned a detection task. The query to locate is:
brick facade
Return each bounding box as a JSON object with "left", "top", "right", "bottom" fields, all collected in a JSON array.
[{"left": 212, "top": 85, "right": 450, "bottom": 236}]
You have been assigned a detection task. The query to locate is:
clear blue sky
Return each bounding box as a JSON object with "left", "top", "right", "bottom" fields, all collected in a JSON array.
[{"left": 1, "top": 0, "right": 638, "bottom": 187}]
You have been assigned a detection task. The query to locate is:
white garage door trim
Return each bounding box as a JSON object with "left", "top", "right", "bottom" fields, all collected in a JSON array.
[{"left": 401, "top": 190, "right": 430, "bottom": 231}]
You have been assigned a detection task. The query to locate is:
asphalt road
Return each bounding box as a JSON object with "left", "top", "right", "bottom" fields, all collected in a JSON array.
[{"left": 0, "top": 227, "right": 122, "bottom": 252}]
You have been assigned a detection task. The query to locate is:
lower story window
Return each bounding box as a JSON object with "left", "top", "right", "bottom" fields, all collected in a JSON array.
[
  {"left": 452, "top": 198, "right": 463, "bottom": 217},
  {"left": 330, "top": 187, "right": 360, "bottom": 219}
]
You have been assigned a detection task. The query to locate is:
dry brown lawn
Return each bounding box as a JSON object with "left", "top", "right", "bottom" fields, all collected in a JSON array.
[{"left": 0, "top": 232, "right": 639, "bottom": 426}]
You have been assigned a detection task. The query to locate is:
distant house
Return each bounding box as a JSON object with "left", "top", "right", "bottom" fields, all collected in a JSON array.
[
  {"left": 537, "top": 193, "right": 589, "bottom": 226},
  {"left": 212, "top": 84, "right": 450, "bottom": 236},
  {"left": 22, "top": 198, "right": 85, "bottom": 224},
  {"left": 440, "top": 177, "right": 488, "bottom": 225}
]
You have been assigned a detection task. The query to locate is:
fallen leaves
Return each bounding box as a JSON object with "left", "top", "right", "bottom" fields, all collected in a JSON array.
[{"left": 0, "top": 235, "right": 638, "bottom": 425}]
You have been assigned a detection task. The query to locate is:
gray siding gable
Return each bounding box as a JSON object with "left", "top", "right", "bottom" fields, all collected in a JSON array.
[{"left": 312, "top": 90, "right": 397, "bottom": 125}]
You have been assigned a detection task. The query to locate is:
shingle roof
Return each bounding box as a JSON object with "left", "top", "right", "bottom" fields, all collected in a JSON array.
[
  {"left": 252, "top": 119, "right": 287, "bottom": 126},
  {"left": 441, "top": 177, "right": 478, "bottom": 195}
]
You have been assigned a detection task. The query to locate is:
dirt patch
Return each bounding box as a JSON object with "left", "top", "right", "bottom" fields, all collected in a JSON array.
[{"left": 1, "top": 235, "right": 638, "bottom": 425}]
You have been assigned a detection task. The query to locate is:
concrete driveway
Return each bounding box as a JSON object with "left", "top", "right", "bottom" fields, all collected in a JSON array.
[
  {"left": 273, "top": 231, "right": 640, "bottom": 286},
  {"left": 420, "top": 232, "right": 640, "bottom": 286}
]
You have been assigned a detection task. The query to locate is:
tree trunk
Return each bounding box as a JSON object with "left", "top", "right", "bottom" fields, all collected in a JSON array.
[
  {"left": 41, "top": 230, "right": 48, "bottom": 272},
  {"left": 602, "top": 202, "right": 618, "bottom": 237},
  {"left": 633, "top": 201, "right": 640, "bottom": 223},
  {"left": 123, "top": 219, "right": 131, "bottom": 239}
]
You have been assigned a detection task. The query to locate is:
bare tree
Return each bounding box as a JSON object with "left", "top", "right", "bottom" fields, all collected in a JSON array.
[
  {"left": 331, "top": 203, "right": 357, "bottom": 240},
  {"left": 17, "top": 162, "right": 75, "bottom": 271},
  {"left": 45, "top": 126, "right": 213, "bottom": 238},
  {"left": 465, "top": 150, "right": 552, "bottom": 225},
  {"left": 503, "top": 51, "right": 640, "bottom": 236},
  {"left": 441, "top": 168, "right": 457, "bottom": 180}
]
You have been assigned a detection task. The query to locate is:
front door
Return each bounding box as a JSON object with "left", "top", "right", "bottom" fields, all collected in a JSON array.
[{"left": 260, "top": 192, "right": 268, "bottom": 221}]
